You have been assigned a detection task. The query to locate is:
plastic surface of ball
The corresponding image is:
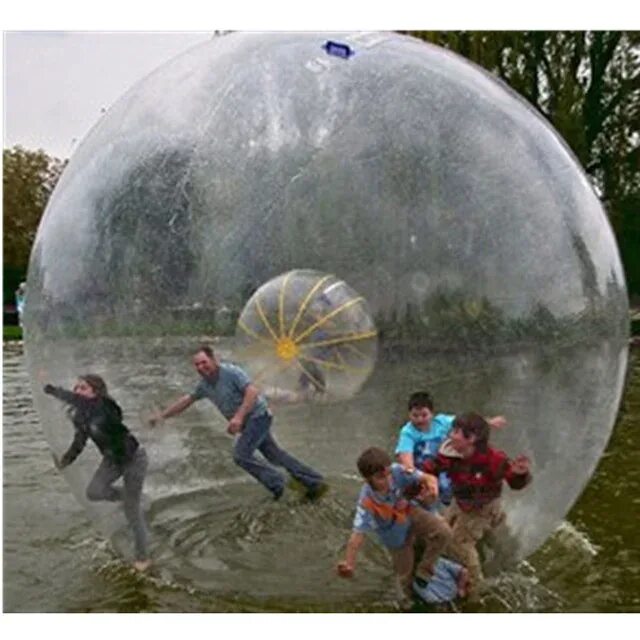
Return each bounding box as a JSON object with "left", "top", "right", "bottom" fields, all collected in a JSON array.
[{"left": 24, "top": 32, "right": 628, "bottom": 604}]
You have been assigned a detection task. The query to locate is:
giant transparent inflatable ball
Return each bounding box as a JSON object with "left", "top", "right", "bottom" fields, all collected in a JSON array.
[{"left": 25, "top": 32, "right": 628, "bottom": 605}]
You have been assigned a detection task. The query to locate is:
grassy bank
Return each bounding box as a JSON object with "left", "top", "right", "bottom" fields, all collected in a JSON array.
[
  {"left": 3, "top": 326, "right": 22, "bottom": 341},
  {"left": 4, "top": 310, "right": 639, "bottom": 343}
]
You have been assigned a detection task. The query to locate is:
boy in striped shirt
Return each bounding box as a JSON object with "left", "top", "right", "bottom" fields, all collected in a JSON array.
[{"left": 336, "top": 447, "right": 451, "bottom": 606}]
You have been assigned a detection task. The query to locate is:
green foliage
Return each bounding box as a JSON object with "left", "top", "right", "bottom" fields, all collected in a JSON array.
[
  {"left": 376, "top": 280, "right": 627, "bottom": 354},
  {"left": 3, "top": 265, "right": 25, "bottom": 310},
  {"left": 3, "top": 325, "right": 22, "bottom": 341},
  {"left": 406, "top": 31, "right": 640, "bottom": 296},
  {"left": 3, "top": 146, "right": 66, "bottom": 302},
  {"left": 3, "top": 145, "right": 66, "bottom": 268}
]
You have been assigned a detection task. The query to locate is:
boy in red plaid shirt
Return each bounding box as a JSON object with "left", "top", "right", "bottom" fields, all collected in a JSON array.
[{"left": 423, "top": 413, "right": 531, "bottom": 595}]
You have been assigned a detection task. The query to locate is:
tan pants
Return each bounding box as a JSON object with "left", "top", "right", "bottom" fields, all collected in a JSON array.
[
  {"left": 445, "top": 499, "right": 505, "bottom": 594},
  {"left": 388, "top": 508, "right": 452, "bottom": 598}
]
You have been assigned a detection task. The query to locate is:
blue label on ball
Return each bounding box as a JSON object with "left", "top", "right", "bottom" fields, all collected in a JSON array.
[{"left": 322, "top": 41, "right": 354, "bottom": 59}]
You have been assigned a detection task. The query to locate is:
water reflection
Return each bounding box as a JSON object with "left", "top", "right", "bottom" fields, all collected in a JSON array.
[{"left": 22, "top": 334, "right": 627, "bottom": 604}]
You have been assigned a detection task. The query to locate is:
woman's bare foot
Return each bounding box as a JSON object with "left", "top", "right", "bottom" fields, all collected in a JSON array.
[
  {"left": 132, "top": 559, "right": 152, "bottom": 572},
  {"left": 457, "top": 567, "right": 470, "bottom": 598}
]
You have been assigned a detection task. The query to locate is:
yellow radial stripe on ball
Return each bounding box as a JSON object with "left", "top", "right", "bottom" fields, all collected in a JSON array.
[
  {"left": 278, "top": 272, "right": 292, "bottom": 338},
  {"left": 237, "top": 318, "right": 273, "bottom": 345},
  {"left": 254, "top": 296, "right": 279, "bottom": 342},
  {"left": 287, "top": 274, "right": 333, "bottom": 339},
  {"left": 297, "top": 330, "right": 377, "bottom": 350},
  {"left": 294, "top": 359, "right": 326, "bottom": 391},
  {"left": 293, "top": 297, "right": 365, "bottom": 344}
]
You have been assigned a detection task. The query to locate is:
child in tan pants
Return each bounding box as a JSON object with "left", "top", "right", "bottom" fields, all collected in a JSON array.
[{"left": 423, "top": 413, "right": 531, "bottom": 594}]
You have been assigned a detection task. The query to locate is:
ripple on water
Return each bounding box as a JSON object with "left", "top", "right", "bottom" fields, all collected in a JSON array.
[
  {"left": 5, "top": 343, "right": 639, "bottom": 612},
  {"left": 108, "top": 477, "right": 396, "bottom": 609}
]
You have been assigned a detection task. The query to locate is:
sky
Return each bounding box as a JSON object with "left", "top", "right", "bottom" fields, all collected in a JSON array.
[
  {"left": 4, "top": 32, "right": 212, "bottom": 159},
  {"left": 3, "top": 3, "right": 635, "bottom": 161}
]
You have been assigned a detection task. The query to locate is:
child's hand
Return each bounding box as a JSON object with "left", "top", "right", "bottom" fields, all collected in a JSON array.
[
  {"left": 417, "top": 493, "right": 436, "bottom": 506},
  {"left": 402, "top": 481, "right": 422, "bottom": 500},
  {"left": 417, "top": 474, "right": 439, "bottom": 504},
  {"left": 336, "top": 561, "right": 354, "bottom": 578},
  {"left": 457, "top": 567, "right": 470, "bottom": 598},
  {"left": 487, "top": 415, "right": 508, "bottom": 429},
  {"left": 512, "top": 455, "right": 530, "bottom": 475}
]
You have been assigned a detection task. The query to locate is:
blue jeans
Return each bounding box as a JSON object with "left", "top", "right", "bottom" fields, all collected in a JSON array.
[{"left": 233, "top": 413, "right": 323, "bottom": 495}]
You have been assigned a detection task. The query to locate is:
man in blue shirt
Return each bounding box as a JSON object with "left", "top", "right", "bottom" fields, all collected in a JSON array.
[{"left": 150, "top": 345, "right": 326, "bottom": 500}]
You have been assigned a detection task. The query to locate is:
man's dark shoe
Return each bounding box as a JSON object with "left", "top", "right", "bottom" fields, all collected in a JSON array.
[
  {"left": 273, "top": 486, "right": 284, "bottom": 501},
  {"left": 304, "top": 482, "right": 329, "bottom": 501}
]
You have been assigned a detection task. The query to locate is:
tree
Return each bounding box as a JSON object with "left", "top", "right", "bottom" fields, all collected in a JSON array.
[
  {"left": 3, "top": 146, "right": 66, "bottom": 297},
  {"left": 406, "top": 31, "right": 640, "bottom": 295}
]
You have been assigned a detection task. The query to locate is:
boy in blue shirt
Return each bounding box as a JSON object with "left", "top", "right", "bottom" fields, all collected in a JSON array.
[
  {"left": 395, "top": 391, "right": 506, "bottom": 509},
  {"left": 336, "top": 447, "right": 452, "bottom": 604}
]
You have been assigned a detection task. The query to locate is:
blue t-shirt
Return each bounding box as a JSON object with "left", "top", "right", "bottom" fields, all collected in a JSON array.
[
  {"left": 352, "top": 463, "right": 423, "bottom": 549},
  {"left": 395, "top": 414, "right": 455, "bottom": 505},
  {"left": 413, "top": 557, "right": 464, "bottom": 604},
  {"left": 191, "top": 362, "right": 269, "bottom": 421}
]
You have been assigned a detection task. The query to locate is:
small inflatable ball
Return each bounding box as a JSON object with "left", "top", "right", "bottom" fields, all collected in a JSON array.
[
  {"left": 24, "top": 32, "right": 628, "bottom": 599},
  {"left": 236, "top": 269, "right": 378, "bottom": 400}
]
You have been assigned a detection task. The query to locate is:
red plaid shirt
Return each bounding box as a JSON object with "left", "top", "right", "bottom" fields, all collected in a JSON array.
[{"left": 423, "top": 442, "right": 530, "bottom": 512}]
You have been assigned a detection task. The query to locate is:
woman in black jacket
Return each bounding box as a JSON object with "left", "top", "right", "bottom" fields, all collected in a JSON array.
[{"left": 44, "top": 374, "right": 151, "bottom": 571}]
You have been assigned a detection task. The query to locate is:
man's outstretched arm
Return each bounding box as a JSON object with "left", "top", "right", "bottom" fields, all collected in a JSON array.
[{"left": 149, "top": 394, "right": 196, "bottom": 426}]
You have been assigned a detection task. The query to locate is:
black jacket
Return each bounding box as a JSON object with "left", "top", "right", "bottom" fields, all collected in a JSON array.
[{"left": 44, "top": 385, "right": 139, "bottom": 467}]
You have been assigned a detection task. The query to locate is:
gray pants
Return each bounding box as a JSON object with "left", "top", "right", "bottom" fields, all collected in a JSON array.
[{"left": 86, "top": 447, "right": 149, "bottom": 561}]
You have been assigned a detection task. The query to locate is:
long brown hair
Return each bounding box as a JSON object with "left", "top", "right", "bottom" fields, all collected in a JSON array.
[
  {"left": 79, "top": 374, "right": 108, "bottom": 397},
  {"left": 70, "top": 374, "right": 123, "bottom": 422}
]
